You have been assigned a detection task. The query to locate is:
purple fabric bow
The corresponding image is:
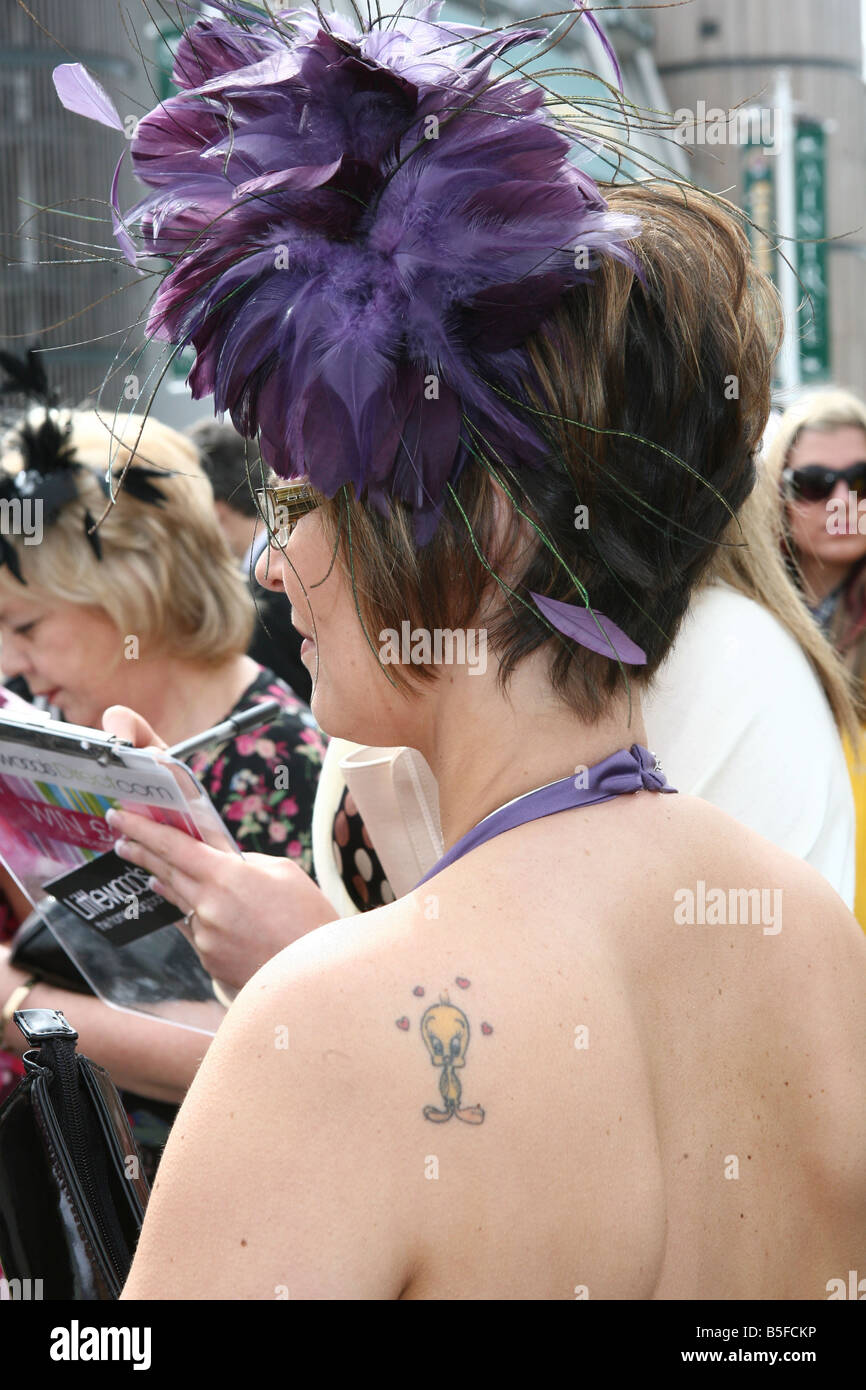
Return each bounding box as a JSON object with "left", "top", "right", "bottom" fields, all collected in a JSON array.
[
  {"left": 603, "top": 744, "right": 668, "bottom": 793},
  {"left": 414, "top": 742, "right": 675, "bottom": 887}
]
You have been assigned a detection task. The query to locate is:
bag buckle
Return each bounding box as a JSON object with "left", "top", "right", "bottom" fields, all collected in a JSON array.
[{"left": 13, "top": 1008, "right": 79, "bottom": 1045}]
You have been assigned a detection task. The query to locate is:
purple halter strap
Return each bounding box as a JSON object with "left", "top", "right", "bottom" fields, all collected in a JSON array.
[{"left": 414, "top": 744, "right": 675, "bottom": 889}]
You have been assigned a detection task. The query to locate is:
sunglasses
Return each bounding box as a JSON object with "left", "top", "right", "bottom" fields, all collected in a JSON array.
[
  {"left": 255, "top": 480, "right": 320, "bottom": 546},
  {"left": 782, "top": 462, "right": 866, "bottom": 504}
]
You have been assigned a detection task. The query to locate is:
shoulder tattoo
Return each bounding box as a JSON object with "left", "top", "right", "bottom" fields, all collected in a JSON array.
[{"left": 395, "top": 979, "right": 491, "bottom": 1125}]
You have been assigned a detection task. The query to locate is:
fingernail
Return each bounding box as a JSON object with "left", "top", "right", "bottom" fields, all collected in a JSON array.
[
  {"left": 114, "top": 837, "right": 129, "bottom": 857},
  {"left": 106, "top": 808, "right": 121, "bottom": 828}
]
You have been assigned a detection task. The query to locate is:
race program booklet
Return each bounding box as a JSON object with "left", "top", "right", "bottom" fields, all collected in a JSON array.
[{"left": 0, "top": 706, "right": 240, "bottom": 947}]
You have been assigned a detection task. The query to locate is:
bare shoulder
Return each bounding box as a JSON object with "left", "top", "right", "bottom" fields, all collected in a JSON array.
[
  {"left": 632, "top": 790, "right": 866, "bottom": 1041},
  {"left": 194, "top": 895, "right": 666, "bottom": 1299},
  {"left": 254, "top": 895, "right": 667, "bottom": 1295},
  {"left": 627, "top": 793, "right": 866, "bottom": 1183},
  {"left": 124, "top": 907, "right": 430, "bottom": 1299},
  {"left": 666, "top": 790, "right": 862, "bottom": 943}
]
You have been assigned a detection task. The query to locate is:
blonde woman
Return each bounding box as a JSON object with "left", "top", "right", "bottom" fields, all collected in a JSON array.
[
  {"left": 765, "top": 389, "right": 866, "bottom": 675},
  {"left": 763, "top": 388, "right": 866, "bottom": 926},
  {"left": 643, "top": 458, "right": 859, "bottom": 908},
  {"left": 0, "top": 410, "right": 326, "bottom": 1170}
]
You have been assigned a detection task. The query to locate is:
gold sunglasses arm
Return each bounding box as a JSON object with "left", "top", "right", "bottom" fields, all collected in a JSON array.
[{"left": 255, "top": 484, "right": 319, "bottom": 532}]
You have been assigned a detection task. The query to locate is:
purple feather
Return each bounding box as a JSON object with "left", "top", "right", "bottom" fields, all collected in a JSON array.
[
  {"left": 110, "top": 153, "right": 138, "bottom": 267},
  {"left": 54, "top": 5, "right": 643, "bottom": 538},
  {"left": 463, "top": 274, "right": 573, "bottom": 351},
  {"left": 172, "top": 18, "right": 286, "bottom": 90},
  {"left": 530, "top": 591, "right": 647, "bottom": 664},
  {"left": 52, "top": 63, "right": 123, "bottom": 130},
  {"left": 573, "top": 2, "right": 623, "bottom": 93}
]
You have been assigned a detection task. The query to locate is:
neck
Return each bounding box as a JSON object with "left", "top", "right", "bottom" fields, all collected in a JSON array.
[
  {"left": 410, "top": 649, "right": 647, "bottom": 850},
  {"left": 93, "top": 652, "right": 259, "bottom": 746},
  {"left": 797, "top": 552, "right": 850, "bottom": 607}
]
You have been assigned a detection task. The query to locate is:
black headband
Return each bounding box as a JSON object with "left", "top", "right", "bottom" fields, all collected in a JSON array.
[{"left": 0, "top": 348, "right": 173, "bottom": 585}]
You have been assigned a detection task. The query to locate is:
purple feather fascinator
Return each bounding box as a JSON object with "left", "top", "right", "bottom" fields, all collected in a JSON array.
[
  {"left": 54, "top": 2, "right": 640, "bottom": 543},
  {"left": 55, "top": 1, "right": 650, "bottom": 664}
]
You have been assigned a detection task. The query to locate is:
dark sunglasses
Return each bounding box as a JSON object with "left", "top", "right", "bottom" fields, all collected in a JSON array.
[{"left": 783, "top": 462, "right": 866, "bottom": 503}]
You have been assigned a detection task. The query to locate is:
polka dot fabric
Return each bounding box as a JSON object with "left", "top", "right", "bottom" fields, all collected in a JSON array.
[{"left": 333, "top": 786, "right": 394, "bottom": 910}]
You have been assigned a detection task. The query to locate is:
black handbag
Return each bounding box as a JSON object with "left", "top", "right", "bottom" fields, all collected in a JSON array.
[
  {"left": 0, "top": 1008, "right": 150, "bottom": 1299},
  {"left": 9, "top": 912, "right": 91, "bottom": 994}
]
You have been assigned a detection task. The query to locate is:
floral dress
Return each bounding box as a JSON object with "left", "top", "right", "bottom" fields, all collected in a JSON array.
[{"left": 186, "top": 666, "right": 327, "bottom": 876}]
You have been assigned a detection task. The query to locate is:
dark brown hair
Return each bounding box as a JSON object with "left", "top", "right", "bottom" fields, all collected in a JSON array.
[{"left": 316, "top": 181, "right": 782, "bottom": 718}]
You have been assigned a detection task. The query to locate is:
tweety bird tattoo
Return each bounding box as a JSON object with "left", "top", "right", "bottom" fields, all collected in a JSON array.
[{"left": 420, "top": 993, "right": 485, "bottom": 1125}]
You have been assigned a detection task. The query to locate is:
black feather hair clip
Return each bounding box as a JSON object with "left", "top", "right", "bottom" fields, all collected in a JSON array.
[{"left": 0, "top": 348, "right": 173, "bottom": 585}]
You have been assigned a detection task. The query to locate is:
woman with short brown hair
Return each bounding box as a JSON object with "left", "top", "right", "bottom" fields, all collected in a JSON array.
[{"left": 53, "top": 5, "right": 866, "bottom": 1300}]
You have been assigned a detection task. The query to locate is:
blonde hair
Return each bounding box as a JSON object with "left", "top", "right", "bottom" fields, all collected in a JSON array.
[
  {"left": 758, "top": 388, "right": 866, "bottom": 705},
  {"left": 0, "top": 411, "right": 254, "bottom": 663},
  {"left": 707, "top": 452, "right": 861, "bottom": 743},
  {"left": 763, "top": 388, "right": 866, "bottom": 486}
]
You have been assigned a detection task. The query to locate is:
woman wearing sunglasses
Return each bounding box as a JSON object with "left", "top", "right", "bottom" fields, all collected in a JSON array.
[
  {"left": 766, "top": 389, "right": 866, "bottom": 928},
  {"left": 769, "top": 390, "right": 866, "bottom": 668}
]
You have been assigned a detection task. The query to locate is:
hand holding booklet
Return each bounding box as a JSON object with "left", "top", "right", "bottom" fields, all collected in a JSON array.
[
  {"left": 0, "top": 692, "right": 239, "bottom": 943},
  {"left": 0, "top": 687, "right": 269, "bottom": 1031}
]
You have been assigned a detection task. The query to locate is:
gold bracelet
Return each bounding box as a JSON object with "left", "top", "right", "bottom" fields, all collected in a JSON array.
[{"left": 0, "top": 978, "right": 38, "bottom": 1050}]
